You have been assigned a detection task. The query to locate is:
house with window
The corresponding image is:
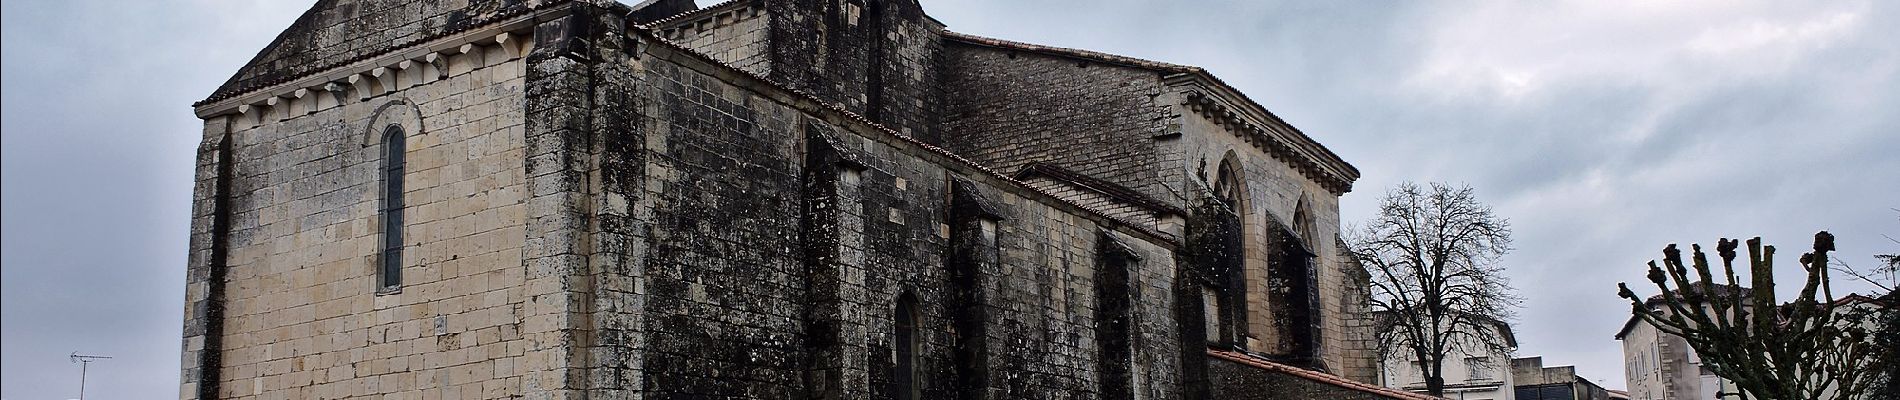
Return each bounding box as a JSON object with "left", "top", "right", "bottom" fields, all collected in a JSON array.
[
  {"left": 1615, "top": 285, "right": 1743, "bottom": 400},
  {"left": 1617, "top": 290, "right": 1891, "bottom": 400},
  {"left": 1379, "top": 316, "right": 1519, "bottom": 400},
  {"left": 1511, "top": 356, "right": 1612, "bottom": 400}
]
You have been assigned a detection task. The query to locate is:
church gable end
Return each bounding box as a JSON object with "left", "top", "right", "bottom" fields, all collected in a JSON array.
[{"left": 202, "top": 0, "right": 549, "bottom": 105}]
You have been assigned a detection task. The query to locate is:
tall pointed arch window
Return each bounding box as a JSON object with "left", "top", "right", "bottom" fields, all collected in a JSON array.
[
  {"left": 380, "top": 125, "right": 406, "bottom": 291},
  {"left": 1212, "top": 160, "right": 1243, "bottom": 214},
  {"left": 894, "top": 294, "right": 921, "bottom": 400},
  {"left": 1293, "top": 196, "right": 1316, "bottom": 249}
]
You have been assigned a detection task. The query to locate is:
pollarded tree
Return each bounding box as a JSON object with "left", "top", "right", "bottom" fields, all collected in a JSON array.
[
  {"left": 1348, "top": 182, "right": 1519, "bottom": 397},
  {"left": 1617, "top": 232, "right": 1890, "bottom": 400}
]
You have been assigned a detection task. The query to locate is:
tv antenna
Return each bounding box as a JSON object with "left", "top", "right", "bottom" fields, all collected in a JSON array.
[{"left": 69, "top": 352, "right": 112, "bottom": 400}]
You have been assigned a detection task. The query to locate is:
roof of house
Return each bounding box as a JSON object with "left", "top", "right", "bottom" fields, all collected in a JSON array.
[{"left": 1614, "top": 283, "right": 1753, "bottom": 340}]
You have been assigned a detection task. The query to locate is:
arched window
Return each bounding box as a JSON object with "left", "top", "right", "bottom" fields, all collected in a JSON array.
[
  {"left": 1293, "top": 196, "right": 1315, "bottom": 249},
  {"left": 380, "top": 126, "right": 406, "bottom": 291},
  {"left": 894, "top": 294, "right": 920, "bottom": 400},
  {"left": 1212, "top": 160, "right": 1243, "bottom": 214}
]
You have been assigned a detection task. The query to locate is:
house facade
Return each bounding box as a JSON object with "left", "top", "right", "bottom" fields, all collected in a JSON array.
[
  {"left": 1615, "top": 314, "right": 1724, "bottom": 400},
  {"left": 1511, "top": 356, "right": 1611, "bottom": 400},
  {"left": 1379, "top": 317, "right": 1518, "bottom": 400}
]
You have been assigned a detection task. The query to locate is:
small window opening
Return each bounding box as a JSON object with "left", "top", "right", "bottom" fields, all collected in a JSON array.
[
  {"left": 895, "top": 294, "right": 920, "bottom": 400},
  {"left": 380, "top": 126, "right": 406, "bottom": 291}
]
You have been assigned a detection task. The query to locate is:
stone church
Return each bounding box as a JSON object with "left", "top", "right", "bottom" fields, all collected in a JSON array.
[{"left": 180, "top": 1, "right": 1420, "bottom": 399}]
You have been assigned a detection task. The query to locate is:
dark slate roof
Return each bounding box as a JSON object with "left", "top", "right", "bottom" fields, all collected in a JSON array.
[{"left": 197, "top": 0, "right": 553, "bottom": 106}]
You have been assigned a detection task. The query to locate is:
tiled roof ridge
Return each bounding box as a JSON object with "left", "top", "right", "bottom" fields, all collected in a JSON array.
[
  {"left": 637, "top": 0, "right": 755, "bottom": 29},
  {"left": 1208, "top": 350, "right": 1443, "bottom": 400},
  {"left": 1015, "top": 162, "right": 1185, "bottom": 216}
]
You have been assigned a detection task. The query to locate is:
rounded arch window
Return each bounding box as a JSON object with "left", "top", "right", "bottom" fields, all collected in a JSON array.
[{"left": 379, "top": 125, "right": 407, "bottom": 291}]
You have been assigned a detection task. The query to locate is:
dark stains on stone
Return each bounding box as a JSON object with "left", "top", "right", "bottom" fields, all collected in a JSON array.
[{"left": 189, "top": 1, "right": 1401, "bottom": 399}]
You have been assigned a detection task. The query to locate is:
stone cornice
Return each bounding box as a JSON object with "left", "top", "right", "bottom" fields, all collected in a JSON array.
[
  {"left": 193, "top": 11, "right": 549, "bottom": 120},
  {"left": 651, "top": 2, "right": 764, "bottom": 42},
  {"left": 643, "top": 0, "right": 761, "bottom": 32},
  {"left": 1168, "top": 76, "right": 1360, "bottom": 195}
]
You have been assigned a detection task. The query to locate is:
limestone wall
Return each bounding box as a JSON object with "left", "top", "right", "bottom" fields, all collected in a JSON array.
[
  {"left": 204, "top": 0, "right": 547, "bottom": 103},
  {"left": 622, "top": 34, "right": 1187, "bottom": 399},
  {"left": 187, "top": 2, "right": 1388, "bottom": 399},
  {"left": 937, "top": 34, "right": 1375, "bottom": 383},
  {"left": 938, "top": 43, "right": 1176, "bottom": 208},
  {"left": 653, "top": 1, "right": 773, "bottom": 76},
  {"left": 1169, "top": 98, "right": 1355, "bottom": 372},
  {"left": 185, "top": 42, "right": 532, "bottom": 399},
  {"left": 763, "top": 0, "right": 945, "bottom": 143}
]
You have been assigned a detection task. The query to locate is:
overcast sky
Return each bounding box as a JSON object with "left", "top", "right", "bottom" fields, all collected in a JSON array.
[{"left": 3, "top": 1, "right": 1896, "bottom": 398}]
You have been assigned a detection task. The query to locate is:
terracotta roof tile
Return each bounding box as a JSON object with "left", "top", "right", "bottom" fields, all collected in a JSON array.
[
  {"left": 637, "top": 0, "right": 754, "bottom": 29},
  {"left": 1208, "top": 350, "right": 1443, "bottom": 400}
]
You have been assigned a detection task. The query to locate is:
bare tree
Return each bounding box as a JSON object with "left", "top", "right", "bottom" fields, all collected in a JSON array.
[
  {"left": 1878, "top": 210, "right": 1900, "bottom": 282},
  {"left": 1617, "top": 232, "right": 1890, "bottom": 400},
  {"left": 1348, "top": 182, "right": 1518, "bottom": 397},
  {"left": 1870, "top": 211, "right": 1899, "bottom": 400}
]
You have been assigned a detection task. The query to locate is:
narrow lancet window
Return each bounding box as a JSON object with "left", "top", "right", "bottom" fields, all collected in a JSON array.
[
  {"left": 895, "top": 294, "right": 920, "bottom": 400},
  {"left": 380, "top": 126, "right": 406, "bottom": 290},
  {"left": 1213, "top": 160, "right": 1242, "bottom": 214}
]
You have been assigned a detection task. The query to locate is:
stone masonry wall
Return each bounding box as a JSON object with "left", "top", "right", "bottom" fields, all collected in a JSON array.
[
  {"left": 939, "top": 44, "right": 1177, "bottom": 211},
  {"left": 1167, "top": 101, "right": 1355, "bottom": 375},
  {"left": 1019, "top": 177, "right": 1170, "bottom": 229},
  {"left": 188, "top": 40, "right": 533, "bottom": 399},
  {"left": 1338, "top": 248, "right": 1381, "bottom": 384},
  {"left": 765, "top": 0, "right": 943, "bottom": 144},
  {"left": 626, "top": 33, "right": 1186, "bottom": 399},
  {"left": 653, "top": 1, "right": 773, "bottom": 77},
  {"left": 206, "top": 0, "right": 546, "bottom": 102},
  {"left": 939, "top": 38, "right": 1374, "bottom": 383},
  {"left": 191, "top": 2, "right": 1389, "bottom": 399}
]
